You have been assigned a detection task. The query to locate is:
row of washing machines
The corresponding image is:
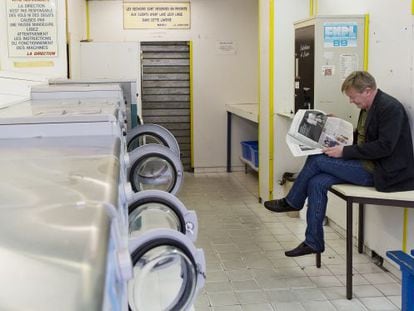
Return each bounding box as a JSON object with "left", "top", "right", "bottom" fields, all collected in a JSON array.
[{"left": 0, "top": 83, "right": 205, "bottom": 310}]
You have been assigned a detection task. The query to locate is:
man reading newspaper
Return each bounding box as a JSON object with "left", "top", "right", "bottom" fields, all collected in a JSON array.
[
  {"left": 264, "top": 71, "right": 414, "bottom": 257},
  {"left": 286, "top": 110, "right": 354, "bottom": 157}
]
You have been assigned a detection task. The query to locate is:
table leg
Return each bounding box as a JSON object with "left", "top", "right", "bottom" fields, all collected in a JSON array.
[
  {"left": 227, "top": 111, "right": 232, "bottom": 172},
  {"left": 347, "top": 199, "right": 353, "bottom": 299},
  {"left": 358, "top": 203, "right": 364, "bottom": 254},
  {"left": 316, "top": 253, "right": 321, "bottom": 268}
]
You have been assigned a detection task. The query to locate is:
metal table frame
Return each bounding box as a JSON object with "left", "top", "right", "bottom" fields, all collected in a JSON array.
[{"left": 319, "top": 186, "right": 414, "bottom": 299}]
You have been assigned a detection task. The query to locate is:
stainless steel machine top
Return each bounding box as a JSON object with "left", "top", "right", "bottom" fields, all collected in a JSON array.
[
  {"left": 0, "top": 135, "right": 122, "bottom": 311},
  {"left": 0, "top": 98, "right": 121, "bottom": 124}
]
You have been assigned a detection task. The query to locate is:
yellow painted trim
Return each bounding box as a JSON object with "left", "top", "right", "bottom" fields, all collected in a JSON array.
[
  {"left": 14, "top": 61, "right": 54, "bottom": 68},
  {"left": 310, "top": 0, "right": 318, "bottom": 16},
  {"left": 86, "top": 0, "right": 91, "bottom": 41},
  {"left": 65, "top": 0, "right": 70, "bottom": 43},
  {"left": 363, "top": 14, "right": 369, "bottom": 70},
  {"left": 268, "top": 0, "right": 274, "bottom": 200},
  {"left": 412, "top": 0, "right": 414, "bottom": 15},
  {"left": 403, "top": 208, "right": 409, "bottom": 252},
  {"left": 310, "top": 0, "right": 314, "bottom": 16},
  {"left": 189, "top": 41, "right": 194, "bottom": 169},
  {"left": 257, "top": 0, "right": 262, "bottom": 200}
]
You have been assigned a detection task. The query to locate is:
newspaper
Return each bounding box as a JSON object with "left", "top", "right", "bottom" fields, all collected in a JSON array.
[{"left": 286, "top": 109, "right": 353, "bottom": 157}]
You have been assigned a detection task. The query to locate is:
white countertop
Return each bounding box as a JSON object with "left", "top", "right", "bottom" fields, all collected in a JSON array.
[
  {"left": 331, "top": 184, "right": 414, "bottom": 202},
  {"left": 226, "top": 103, "right": 259, "bottom": 123}
]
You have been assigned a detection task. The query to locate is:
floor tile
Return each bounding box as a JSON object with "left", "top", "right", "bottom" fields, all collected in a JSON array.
[
  {"left": 359, "top": 297, "right": 398, "bottom": 310},
  {"left": 272, "top": 302, "right": 306, "bottom": 311},
  {"left": 241, "top": 303, "right": 274, "bottom": 311},
  {"left": 235, "top": 290, "right": 268, "bottom": 304},
  {"left": 209, "top": 292, "right": 239, "bottom": 307}
]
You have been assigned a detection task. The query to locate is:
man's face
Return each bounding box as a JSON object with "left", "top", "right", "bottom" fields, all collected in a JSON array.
[{"left": 345, "top": 87, "right": 373, "bottom": 110}]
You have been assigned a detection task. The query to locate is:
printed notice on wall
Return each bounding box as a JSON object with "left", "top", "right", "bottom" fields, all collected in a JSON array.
[
  {"left": 323, "top": 22, "right": 358, "bottom": 48},
  {"left": 216, "top": 41, "right": 237, "bottom": 55},
  {"left": 340, "top": 54, "right": 359, "bottom": 79},
  {"left": 124, "top": 3, "right": 190, "bottom": 29},
  {"left": 7, "top": 0, "right": 58, "bottom": 58}
]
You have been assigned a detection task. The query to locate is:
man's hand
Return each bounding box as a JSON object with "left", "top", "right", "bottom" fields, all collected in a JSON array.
[{"left": 323, "top": 145, "right": 344, "bottom": 158}]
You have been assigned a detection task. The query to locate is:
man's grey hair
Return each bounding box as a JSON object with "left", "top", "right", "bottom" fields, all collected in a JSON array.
[{"left": 341, "top": 71, "right": 377, "bottom": 93}]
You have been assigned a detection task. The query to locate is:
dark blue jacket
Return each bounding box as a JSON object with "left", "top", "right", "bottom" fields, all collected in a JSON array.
[{"left": 343, "top": 89, "right": 414, "bottom": 192}]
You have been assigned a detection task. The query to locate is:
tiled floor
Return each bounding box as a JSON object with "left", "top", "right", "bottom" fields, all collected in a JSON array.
[{"left": 177, "top": 172, "right": 402, "bottom": 311}]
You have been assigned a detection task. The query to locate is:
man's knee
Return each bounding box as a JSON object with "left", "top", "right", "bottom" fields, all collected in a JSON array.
[{"left": 308, "top": 174, "right": 334, "bottom": 192}]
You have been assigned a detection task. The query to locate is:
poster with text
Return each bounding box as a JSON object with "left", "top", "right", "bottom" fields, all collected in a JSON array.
[
  {"left": 124, "top": 2, "right": 190, "bottom": 29},
  {"left": 7, "top": 0, "right": 58, "bottom": 58}
]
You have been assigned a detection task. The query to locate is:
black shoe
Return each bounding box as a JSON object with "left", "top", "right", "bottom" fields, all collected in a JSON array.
[
  {"left": 264, "top": 198, "right": 297, "bottom": 213},
  {"left": 285, "top": 242, "right": 319, "bottom": 257}
]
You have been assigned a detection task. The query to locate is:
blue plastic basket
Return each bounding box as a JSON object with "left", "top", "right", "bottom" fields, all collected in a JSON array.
[
  {"left": 240, "top": 141, "right": 258, "bottom": 165},
  {"left": 251, "top": 144, "right": 259, "bottom": 167}
]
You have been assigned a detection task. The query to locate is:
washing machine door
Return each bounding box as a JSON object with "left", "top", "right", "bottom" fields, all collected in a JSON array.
[
  {"left": 128, "top": 144, "right": 183, "bottom": 195},
  {"left": 128, "top": 190, "right": 198, "bottom": 242},
  {"left": 127, "top": 124, "right": 180, "bottom": 157},
  {"left": 128, "top": 229, "right": 205, "bottom": 311}
]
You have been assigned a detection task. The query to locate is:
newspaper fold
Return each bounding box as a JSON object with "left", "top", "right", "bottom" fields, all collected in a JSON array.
[{"left": 286, "top": 109, "right": 353, "bottom": 157}]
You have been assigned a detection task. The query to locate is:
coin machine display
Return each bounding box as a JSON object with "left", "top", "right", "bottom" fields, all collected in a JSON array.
[{"left": 0, "top": 82, "right": 205, "bottom": 310}]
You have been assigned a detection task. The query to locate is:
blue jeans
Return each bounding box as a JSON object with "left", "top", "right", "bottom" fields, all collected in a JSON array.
[{"left": 286, "top": 154, "right": 374, "bottom": 252}]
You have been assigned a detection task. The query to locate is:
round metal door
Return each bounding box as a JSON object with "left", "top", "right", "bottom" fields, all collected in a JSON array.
[
  {"left": 128, "top": 229, "right": 205, "bottom": 311},
  {"left": 128, "top": 190, "right": 198, "bottom": 242},
  {"left": 128, "top": 144, "right": 183, "bottom": 195},
  {"left": 127, "top": 124, "right": 180, "bottom": 157}
]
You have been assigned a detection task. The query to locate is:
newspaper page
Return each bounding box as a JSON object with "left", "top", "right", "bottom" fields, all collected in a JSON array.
[{"left": 286, "top": 109, "right": 353, "bottom": 157}]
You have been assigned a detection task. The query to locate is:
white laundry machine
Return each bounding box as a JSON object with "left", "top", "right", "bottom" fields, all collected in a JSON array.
[
  {"left": 32, "top": 83, "right": 181, "bottom": 156},
  {"left": 31, "top": 83, "right": 184, "bottom": 194},
  {"left": 0, "top": 96, "right": 184, "bottom": 195},
  {"left": 0, "top": 135, "right": 131, "bottom": 311},
  {"left": 128, "top": 190, "right": 198, "bottom": 242},
  {"left": 0, "top": 135, "right": 205, "bottom": 311}
]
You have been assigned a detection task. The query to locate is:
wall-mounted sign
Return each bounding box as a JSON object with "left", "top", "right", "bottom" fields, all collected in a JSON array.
[
  {"left": 123, "top": 2, "right": 190, "bottom": 29},
  {"left": 6, "top": 0, "right": 58, "bottom": 58},
  {"left": 323, "top": 22, "right": 358, "bottom": 48},
  {"left": 216, "top": 41, "right": 237, "bottom": 55}
]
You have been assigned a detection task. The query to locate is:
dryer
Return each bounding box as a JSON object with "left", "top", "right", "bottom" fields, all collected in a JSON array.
[
  {"left": 0, "top": 94, "right": 184, "bottom": 194},
  {"left": 31, "top": 83, "right": 184, "bottom": 194},
  {"left": 0, "top": 135, "right": 131, "bottom": 311},
  {"left": 128, "top": 190, "right": 198, "bottom": 242},
  {"left": 0, "top": 135, "right": 205, "bottom": 311}
]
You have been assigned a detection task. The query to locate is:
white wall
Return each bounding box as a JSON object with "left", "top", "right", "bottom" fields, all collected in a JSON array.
[
  {"left": 272, "top": 0, "right": 308, "bottom": 198},
  {"left": 84, "top": 0, "right": 259, "bottom": 171},
  {"left": 66, "top": 0, "right": 87, "bottom": 79},
  {"left": 0, "top": 0, "right": 67, "bottom": 78}
]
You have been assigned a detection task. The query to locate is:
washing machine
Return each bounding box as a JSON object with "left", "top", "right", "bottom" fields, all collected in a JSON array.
[
  {"left": 32, "top": 83, "right": 181, "bottom": 156},
  {"left": 0, "top": 96, "right": 184, "bottom": 194},
  {"left": 31, "top": 83, "right": 184, "bottom": 195},
  {"left": 0, "top": 135, "right": 131, "bottom": 311},
  {"left": 128, "top": 190, "right": 198, "bottom": 242},
  {"left": 0, "top": 135, "right": 205, "bottom": 311},
  {"left": 127, "top": 191, "right": 205, "bottom": 310},
  {"left": 128, "top": 229, "right": 205, "bottom": 311}
]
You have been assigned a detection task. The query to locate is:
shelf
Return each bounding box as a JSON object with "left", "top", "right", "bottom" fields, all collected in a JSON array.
[
  {"left": 226, "top": 103, "right": 258, "bottom": 123},
  {"left": 239, "top": 156, "right": 258, "bottom": 172},
  {"left": 276, "top": 111, "right": 295, "bottom": 119}
]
